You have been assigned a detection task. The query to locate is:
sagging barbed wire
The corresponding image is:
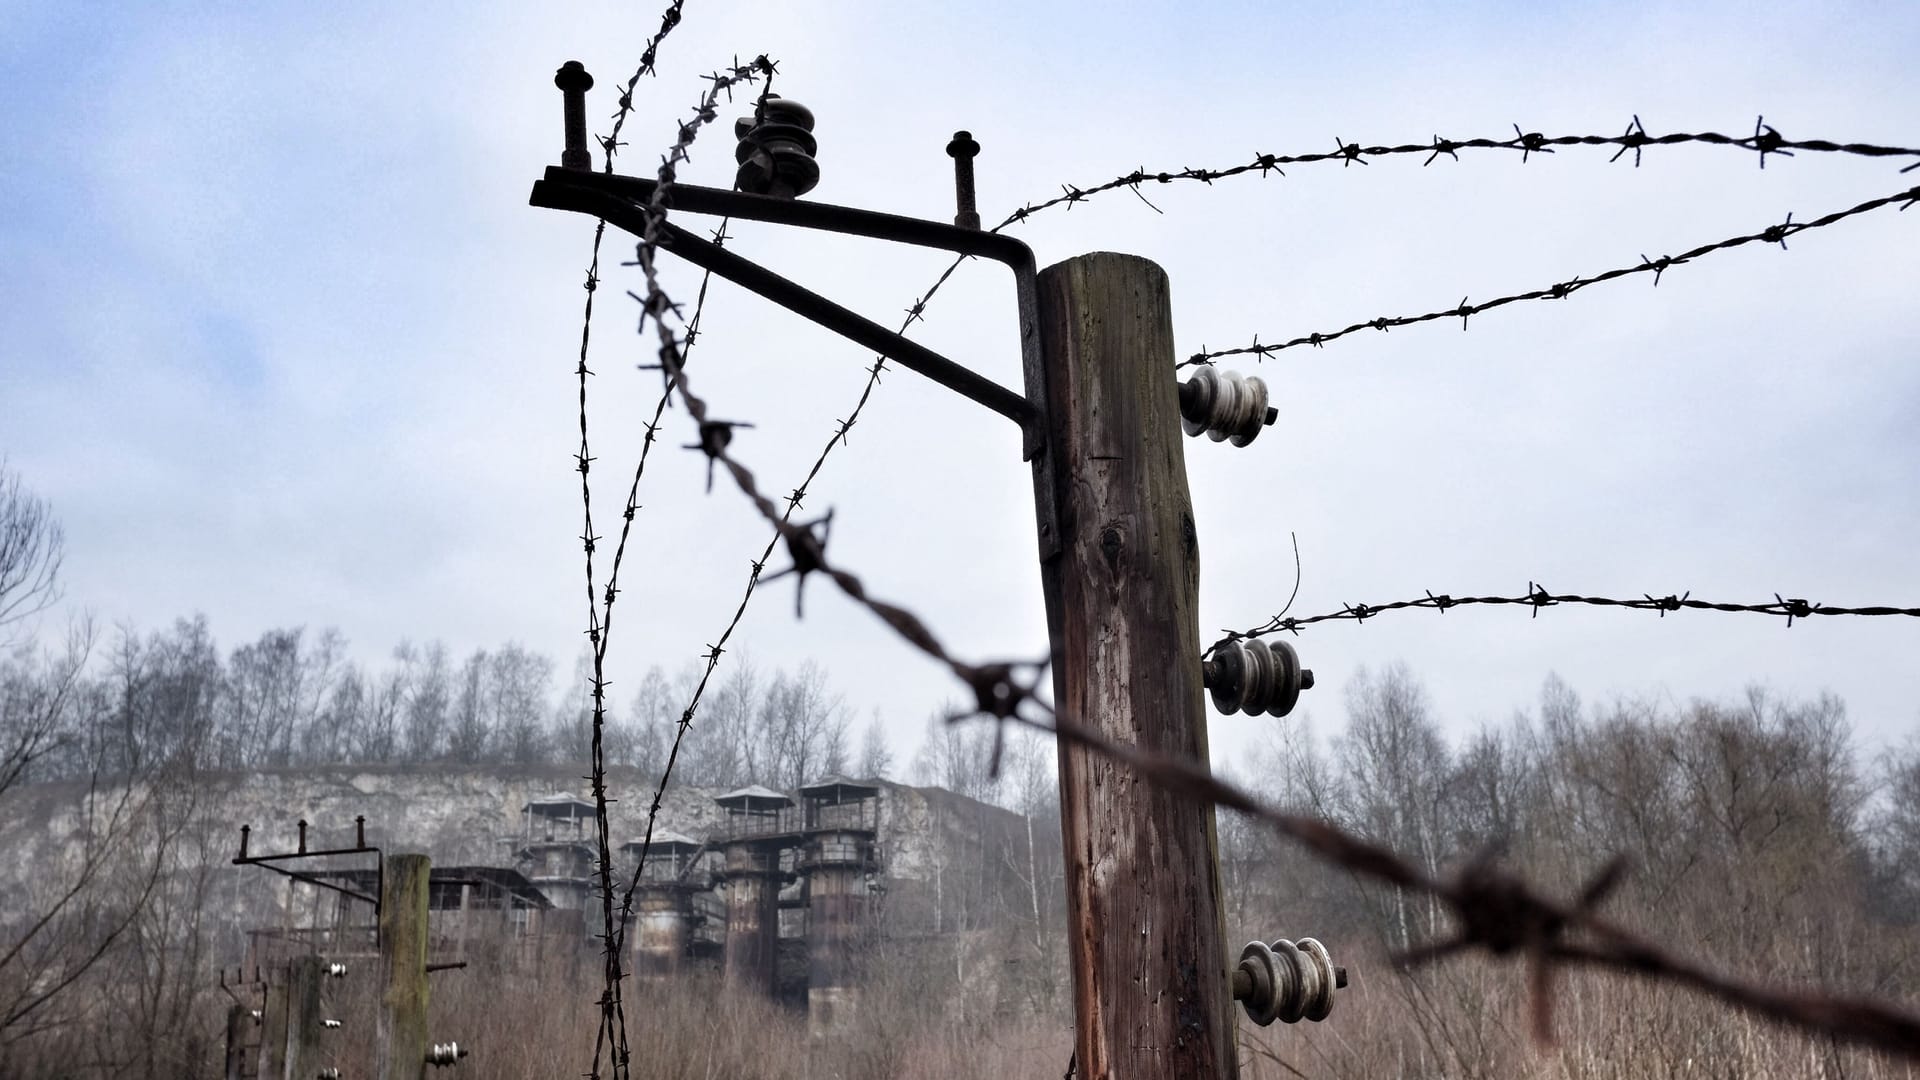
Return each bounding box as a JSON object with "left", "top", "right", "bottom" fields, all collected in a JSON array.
[
  {"left": 1211, "top": 584, "right": 1920, "bottom": 652},
  {"left": 571, "top": 52, "right": 778, "bottom": 1080},
  {"left": 1182, "top": 180, "right": 1920, "bottom": 365}
]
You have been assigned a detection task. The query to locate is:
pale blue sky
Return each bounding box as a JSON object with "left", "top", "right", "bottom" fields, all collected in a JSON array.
[{"left": 3, "top": 1, "right": 1917, "bottom": 763}]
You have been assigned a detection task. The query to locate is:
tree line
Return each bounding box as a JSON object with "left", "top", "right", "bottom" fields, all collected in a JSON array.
[{"left": 3, "top": 614, "right": 900, "bottom": 791}]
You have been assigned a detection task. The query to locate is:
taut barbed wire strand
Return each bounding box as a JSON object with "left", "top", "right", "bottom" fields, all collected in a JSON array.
[
  {"left": 1211, "top": 585, "right": 1920, "bottom": 654},
  {"left": 1182, "top": 180, "right": 1920, "bottom": 365},
  {"left": 994, "top": 117, "right": 1920, "bottom": 228},
  {"left": 581, "top": 54, "right": 776, "bottom": 1080}
]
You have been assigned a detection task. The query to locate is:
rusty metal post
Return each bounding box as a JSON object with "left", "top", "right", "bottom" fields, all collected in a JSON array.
[
  {"left": 1035, "top": 252, "right": 1236, "bottom": 1079},
  {"left": 716, "top": 841, "right": 781, "bottom": 995},
  {"left": 555, "top": 61, "right": 594, "bottom": 171},
  {"left": 946, "top": 131, "right": 981, "bottom": 230},
  {"left": 801, "top": 832, "right": 871, "bottom": 1032},
  {"left": 378, "top": 853, "right": 431, "bottom": 1080},
  {"left": 285, "top": 954, "right": 325, "bottom": 1080},
  {"left": 633, "top": 885, "right": 694, "bottom": 977}
]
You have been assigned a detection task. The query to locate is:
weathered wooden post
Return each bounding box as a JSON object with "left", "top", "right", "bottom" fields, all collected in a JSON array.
[
  {"left": 1036, "top": 252, "right": 1236, "bottom": 1080},
  {"left": 260, "top": 975, "right": 290, "bottom": 1080},
  {"left": 379, "top": 853, "right": 431, "bottom": 1080},
  {"left": 284, "top": 954, "right": 325, "bottom": 1080},
  {"left": 224, "top": 1002, "right": 250, "bottom": 1080}
]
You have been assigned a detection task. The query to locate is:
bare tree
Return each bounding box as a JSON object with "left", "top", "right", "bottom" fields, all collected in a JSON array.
[
  {"left": 857, "top": 712, "right": 893, "bottom": 780},
  {"left": 0, "top": 462, "right": 64, "bottom": 643},
  {"left": 0, "top": 625, "right": 174, "bottom": 1050},
  {"left": 399, "top": 640, "right": 451, "bottom": 761}
]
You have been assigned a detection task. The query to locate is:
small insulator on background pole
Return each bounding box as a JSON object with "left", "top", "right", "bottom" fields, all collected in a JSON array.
[
  {"left": 1179, "top": 367, "right": 1277, "bottom": 446},
  {"left": 1203, "top": 638, "right": 1313, "bottom": 718},
  {"left": 426, "top": 1041, "right": 469, "bottom": 1067},
  {"left": 735, "top": 96, "right": 820, "bottom": 199}
]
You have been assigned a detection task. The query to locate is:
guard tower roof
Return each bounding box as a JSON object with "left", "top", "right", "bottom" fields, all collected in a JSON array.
[
  {"left": 620, "top": 830, "right": 701, "bottom": 854},
  {"left": 523, "top": 793, "right": 595, "bottom": 817},
  {"left": 715, "top": 785, "right": 793, "bottom": 811},
  {"left": 798, "top": 775, "right": 881, "bottom": 800}
]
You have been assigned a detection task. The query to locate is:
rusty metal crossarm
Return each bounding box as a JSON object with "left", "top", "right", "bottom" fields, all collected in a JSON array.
[
  {"left": 234, "top": 859, "right": 379, "bottom": 907},
  {"left": 235, "top": 845, "right": 380, "bottom": 864},
  {"left": 538, "top": 167, "right": 1032, "bottom": 266},
  {"left": 528, "top": 169, "right": 1052, "bottom": 466}
]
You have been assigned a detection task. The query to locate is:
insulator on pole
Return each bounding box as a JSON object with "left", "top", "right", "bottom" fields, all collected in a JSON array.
[
  {"left": 1178, "top": 367, "right": 1276, "bottom": 446},
  {"left": 1203, "top": 638, "right": 1313, "bottom": 718},
  {"left": 1232, "top": 936, "right": 1346, "bottom": 1026},
  {"left": 735, "top": 96, "right": 820, "bottom": 199}
]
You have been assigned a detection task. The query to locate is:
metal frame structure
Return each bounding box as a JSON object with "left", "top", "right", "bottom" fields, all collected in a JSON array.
[{"left": 527, "top": 160, "right": 1064, "bottom": 561}]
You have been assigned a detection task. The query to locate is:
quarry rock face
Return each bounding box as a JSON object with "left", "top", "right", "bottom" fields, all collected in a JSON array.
[{"left": 0, "top": 764, "right": 1037, "bottom": 953}]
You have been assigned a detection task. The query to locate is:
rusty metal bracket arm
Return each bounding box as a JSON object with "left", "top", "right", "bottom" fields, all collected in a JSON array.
[
  {"left": 529, "top": 178, "right": 1040, "bottom": 438},
  {"left": 530, "top": 165, "right": 1061, "bottom": 562},
  {"left": 236, "top": 845, "right": 380, "bottom": 864},
  {"left": 233, "top": 858, "right": 379, "bottom": 907},
  {"left": 538, "top": 167, "right": 1032, "bottom": 265}
]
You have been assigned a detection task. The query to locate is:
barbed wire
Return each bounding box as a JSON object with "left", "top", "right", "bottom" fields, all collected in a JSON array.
[
  {"left": 1182, "top": 180, "right": 1920, "bottom": 365},
  {"left": 631, "top": 227, "right": 1920, "bottom": 1060},
  {"left": 573, "top": 68, "right": 1920, "bottom": 1064},
  {"left": 652, "top": 325, "right": 1920, "bottom": 1058},
  {"left": 594, "top": 1, "right": 688, "bottom": 174},
  {"left": 1212, "top": 585, "right": 1920, "bottom": 654},
  {"left": 989, "top": 701, "right": 1920, "bottom": 1060},
  {"left": 580, "top": 53, "right": 775, "bottom": 1080},
  {"left": 568, "top": 9, "right": 689, "bottom": 1069},
  {"left": 994, "top": 118, "right": 1920, "bottom": 229}
]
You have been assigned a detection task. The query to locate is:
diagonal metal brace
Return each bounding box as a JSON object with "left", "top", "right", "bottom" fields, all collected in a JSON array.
[
  {"left": 529, "top": 167, "right": 1062, "bottom": 560},
  {"left": 530, "top": 174, "right": 1041, "bottom": 445},
  {"left": 529, "top": 168, "right": 1067, "bottom": 557}
]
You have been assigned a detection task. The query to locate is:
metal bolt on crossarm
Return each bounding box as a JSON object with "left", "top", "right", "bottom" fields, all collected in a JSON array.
[
  {"left": 554, "top": 60, "right": 594, "bottom": 171},
  {"left": 1179, "top": 367, "right": 1277, "bottom": 446},
  {"left": 1203, "top": 637, "right": 1313, "bottom": 718},
  {"left": 947, "top": 130, "right": 981, "bottom": 229},
  {"left": 1231, "top": 937, "right": 1346, "bottom": 1026}
]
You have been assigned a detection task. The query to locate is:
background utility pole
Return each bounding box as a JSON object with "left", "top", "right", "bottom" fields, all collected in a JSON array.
[
  {"left": 223, "top": 1002, "right": 249, "bottom": 1080},
  {"left": 284, "top": 954, "right": 325, "bottom": 1080},
  {"left": 379, "top": 853, "right": 430, "bottom": 1080},
  {"left": 260, "top": 974, "right": 290, "bottom": 1080},
  {"left": 1037, "top": 252, "right": 1236, "bottom": 1080}
]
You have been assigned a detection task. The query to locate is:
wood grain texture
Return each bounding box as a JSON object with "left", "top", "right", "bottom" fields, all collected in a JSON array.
[
  {"left": 378, "top": 854, "right": 430, "bottom": 1080},
  {"left": 284, "top": 954, "right": 324, "bottom": 1080},
  {"left": 1038, "top": 252, "right": 1235, "bottom": 1080}
]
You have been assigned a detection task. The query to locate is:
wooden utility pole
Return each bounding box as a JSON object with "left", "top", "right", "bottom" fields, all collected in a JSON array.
[
  {"left": 223, "top": 1002, "right": 250, "bottom": 1080},
  {"left": 1036, "top": 252, "right": 1236, "bottom": 1080},
  {"left": 259, "top": 976, "right": 290, "bottom": 1080},
  {"left": 284, "top": 954, "right": 325, "bottom": 1080},
  {"left": 379, "top": 853, "right": 431, "bottom": 1080}
]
